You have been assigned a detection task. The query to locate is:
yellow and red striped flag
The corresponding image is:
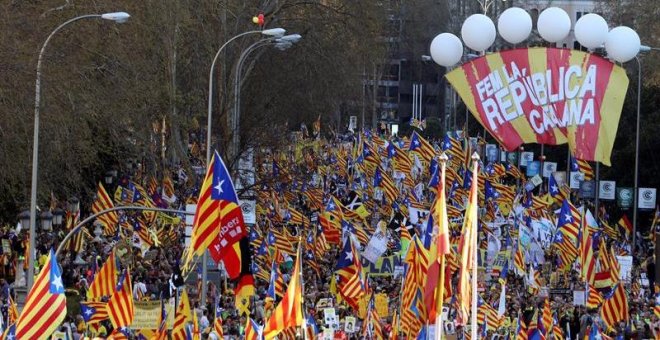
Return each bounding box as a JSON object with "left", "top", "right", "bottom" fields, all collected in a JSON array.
[
  {"left": 214, "top": 317, "right": 224, "bottom": 338},
  {"left": 424, "top": 154, "right": 451, "bottom": 329},
  {"left": 600, "top": 284, "right": 629, "bottom": 329},
  {"left": 579, "top": 216, "right": 596, "bottom": 284},
  {"left": 362, "top": 296, "right": 383, "bottom": 339},
  {"left": 245, "top": 318, "right": 263, "bottom": 340},
  {"left": 171, "top": 289, "right": 192, "bottom": 340},
  {"left": 91, "top": 182, "right": 119, "bottom": 235},
  {"left": 408, "top": 131, "right": 435, "bottom": 163},
  {"left": 15, "top": 250, "right": 67, "bottom": 339},
  {"left": 107, "top": 270, "right": 134, "bottom": 329},
  {"left": 457, "top": 154, "right": 479, "bottom": 325},
  {"left": 154, "top": 297, "right": 168, "bottom": 340},
  {"left": 389, "top": 311, "right": 399, "bottom": 340},
  {"left": 586, "top": 286, "right": 603, "bottom": 309},
  {"left": 88, "top": 250, "right": 117, "bottom": 299},
  {"left": 183, "top": 151, "right": 247, "bottom": 276},
  {"left": 514, "top": 245, "right": 526, "bottom": 276},
  {"left": 80, "top": 301, "right": 109, "bottom": 325},
  {"left": 263, "top": 246, "right": 303, "bottom": 339},
  {"left": 516, "top": 317, "right": 528, "bottom": 340},
  {"left": 541, "top": 298, "right": 552, "bottom": 333},
  {"left": 7, "top": 296, "right": 18, "bottom": 324},
  {"left": 617, "top": 214, "right": 633, "bottom": 237}
]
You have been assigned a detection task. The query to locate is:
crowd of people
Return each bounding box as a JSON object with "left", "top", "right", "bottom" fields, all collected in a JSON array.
[{"left": 1, "top": 127, "right": 659, "bottom": 339}]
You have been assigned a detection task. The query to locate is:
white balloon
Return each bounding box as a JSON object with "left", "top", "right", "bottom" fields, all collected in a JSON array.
[
  {"left": 605, "top": 26, "right": 641, "bottom": 63},
  {"left": 537, "top": 7, "right": 571, "bottom": 43},
  {"left": 497, "top": 7, "right": 532, "bottom": 44},
  {"left": 429, "top": 33, "right": 464, "bottom": 67},
  {"left": 574, "top": 13, "right": 609, "bottom": 49},
  {"left": 461, "top": 14, "right": 496, "bottom": 52}
]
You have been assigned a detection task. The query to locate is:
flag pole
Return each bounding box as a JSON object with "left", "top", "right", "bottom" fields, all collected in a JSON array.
[
  {"left": 470, "top": 152, "right": 479, "bottom": 340},
  {"left": 298, "top": 237, "right": 307, "bottom": 340},
  {"left": 435, "top": 153, "right": 449, "bottom": 340},
  {"left": 397, "top": 262, "right": 405, "bottom": 337}
]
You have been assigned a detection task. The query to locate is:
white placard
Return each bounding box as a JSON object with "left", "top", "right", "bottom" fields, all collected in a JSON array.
[
  {"left": 616, "top": 255, "right": 633, "bottom": 281},
  {"left": 349, "top": 116, "right": 357, "bottom": 131},
  {"left": 638, "top": 188, "right": 657, "bottom": 209},
  {"left": 344, "top": 316, "right": 357, "bottom": 333},
  {"left": 520, "top": 152, "right": 534, "bottom": 166},
  {"left": 553, "top": 171, "right": 567, "bottom": 187},
  {"left": 569, "top": 171, "right": 584, "bottom": 189},
  {"left": 240, "top": 200, "right": 256, "bottom": 224},
  {"left": 362, "top": 230, "right": 389, "bottom": 264},
  {"left": 324, "top": 308, "right": 338, "bottom": 328},
  {"left": 573, "top": 290, "right": 585, "bottom": 306},
  {"left": 542, "top": 162, "right": 557, "bottom": 178},
  {"left": 599, "top": 181, "right": 616, "bottom": 200},
  {"left": 500, "top": 150, "right": 507, "bottom": 162},
  {"left": 323, "top": 328, "right": 334, "bottom": 340},
  {"left": 530, "top": 175, "right": 543, "bottom": 188},
  {"left": 185, "top": 204, "right": 196, "bottom": 247},
  {"left": 486, "top": 144, "right": 498, "bottom": 162}
]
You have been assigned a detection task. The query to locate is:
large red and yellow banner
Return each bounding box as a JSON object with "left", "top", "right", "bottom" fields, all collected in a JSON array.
[{"left": 446, "top": 47, "right": 629, "bottom": 166}]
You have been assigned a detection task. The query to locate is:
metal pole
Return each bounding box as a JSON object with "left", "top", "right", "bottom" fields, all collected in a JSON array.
[
  {"left": 470, "top": 153, "right": 479, "bottom": 340},
  {"left": 632, "top": 56, "right": 642, "bottom": 252},
  {"left": 362, "top": 66, "right": 366, "bottom": 131},
  {"left": 55, "top": 205, "right": 192, "bottom": 257},
  {"left": 28, "top": 14, "right": 104, "bottom": 292},
  {"left": 232, "top": 39, "right": 276, "bottom": 162},
  {"left": 204, "top": 29, "right": 263, "bottom": 306},
  {"left": 595, "top": 162, "right": 600, "bottom": 216}
]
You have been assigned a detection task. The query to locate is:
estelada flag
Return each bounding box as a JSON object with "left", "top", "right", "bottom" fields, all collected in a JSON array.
[
  {"left": 446, "top": 47, "right": 629, "bottom": 165},
  {"left": 15, "top": 249, "right": 67, "bottom": 339},
  {"left": 184, "top": 150, "right": 246, "bottom": 277}
]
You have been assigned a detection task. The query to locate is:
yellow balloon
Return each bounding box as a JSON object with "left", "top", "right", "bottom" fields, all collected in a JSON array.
[{"left": 252, "top": 16, "right": 259, "bottom": 24}]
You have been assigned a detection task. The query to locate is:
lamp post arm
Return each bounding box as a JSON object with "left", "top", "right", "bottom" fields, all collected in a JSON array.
[
  {"left": 632, "top": 56, "right": 642, "bottom": 252},
  {"left": 55, "top": 206, "right": 193, "bottom": 257},
  {"left": 29, "top": 13, "right": 103, "bottom": 292},
  {"left": 205, "top": 30, "right": 264, "bottom": 165},
  {"left": 231, "top": 39, "right": 277, "bottom": 161}
]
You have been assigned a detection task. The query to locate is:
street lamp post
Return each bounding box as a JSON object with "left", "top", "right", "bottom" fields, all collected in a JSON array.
[
  {"left": 231, "top": 34, "right": 302, "bottom": 162},
  {"left": 202, "top": 27, "right": 285, "bottom": 305},
  {"left": 632, "top": 45, "right": 659, "bottom": 252},
  {"left": 27, "top": 11, "right": 130, "bottom": 292}
]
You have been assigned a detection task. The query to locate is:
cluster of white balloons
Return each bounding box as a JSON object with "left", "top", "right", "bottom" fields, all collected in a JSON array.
[{"left": 430, "top": 6, "right": 642, "bottom": 67}]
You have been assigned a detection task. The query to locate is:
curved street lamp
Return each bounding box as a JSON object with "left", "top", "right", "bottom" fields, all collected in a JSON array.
[
  {"left": 202, "top": 27, "right": 285, "bottom": 305},
  {"left": 27, "top": 11, "right": 130, "bottom": 292},
  {"left": 230, "top": 33, "right": 302, "bottom": 161}
]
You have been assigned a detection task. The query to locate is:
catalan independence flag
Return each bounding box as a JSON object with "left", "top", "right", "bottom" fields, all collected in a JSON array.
[
  {"left": 92, "top": 182, "right": 119, "bottom": 235},
  {"left": 80, "top": 301, "right": 109, "bottom": 324},
  {"left": 88, "top": 250, "right": 118, "bottom": 299},
  {"left": 409, "top": 131, "right": 435, "bottom": 163},
  {"left": 171, "top": 289, "right": 192, "bottom": 340},
  {"left": 263, "top": 246, "right": 303, "bottom": 339},
  {"left": 15, "top": 249, "right": 67, "bottom": 339},
  {"left": 335, "top": 238, "right": 368, "bottom": 309},
  {"left": 107, "top": 270, "right": 135, "bottom": 329},
  {"left": 244, "top": 318, "right": 263, "bottom": 340},
  {"left": 184, "top": 150, "right": 246, "bottom": 276},
  {"left": 600, "top": 284, "right": 629, "bottom": 329},
  {"left": 7, "top": 296, "right": 18, "bottom": 324}
]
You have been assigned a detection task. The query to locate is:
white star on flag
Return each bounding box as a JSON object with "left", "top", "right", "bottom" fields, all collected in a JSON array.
[
  {"left": 52, "top": 274, "right": 64, "bottom": 291},
  {"left": 214, "top": 179, "right": 225, "bottom": 194},
  {"left": 345, "top": 250, "right": 353, "bottom": 262}
]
